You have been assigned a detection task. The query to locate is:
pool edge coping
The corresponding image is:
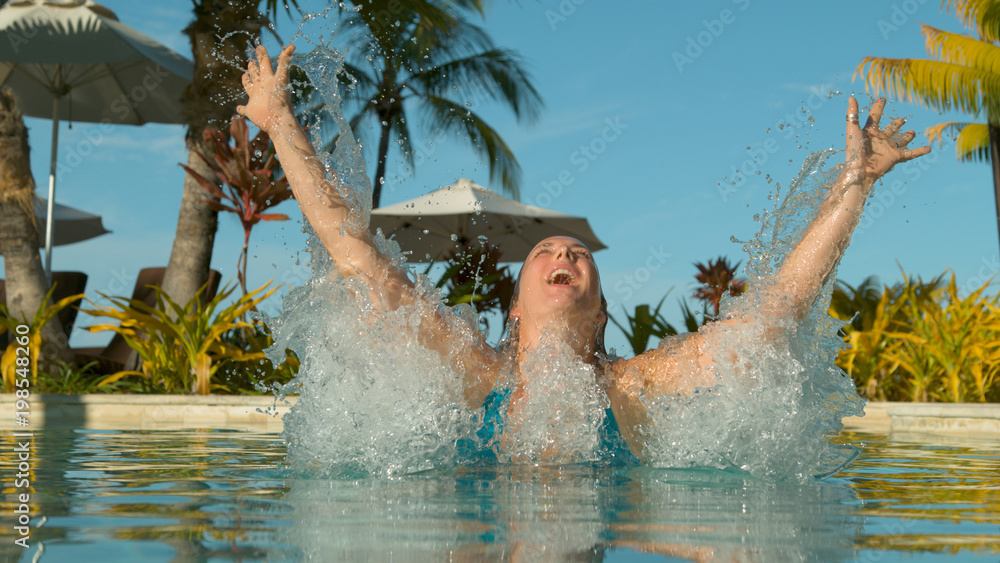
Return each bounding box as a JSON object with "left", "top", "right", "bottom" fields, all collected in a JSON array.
[{"left": 1, "top": 395, "right": 998, "bottom": 435}]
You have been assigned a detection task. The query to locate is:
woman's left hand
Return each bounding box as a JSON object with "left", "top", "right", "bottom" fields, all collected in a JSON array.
[{"left": 843, "top": 96, "right": 931, "bottom": 187}]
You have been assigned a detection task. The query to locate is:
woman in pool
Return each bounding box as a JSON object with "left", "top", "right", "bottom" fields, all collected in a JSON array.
[{"left": 238, "top": 45, "right": 930, "bottom": 457}]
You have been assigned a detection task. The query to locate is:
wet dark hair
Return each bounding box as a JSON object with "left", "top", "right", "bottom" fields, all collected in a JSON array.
[{"left": 498, "top": 255, "right": 609, "bottom": 361}]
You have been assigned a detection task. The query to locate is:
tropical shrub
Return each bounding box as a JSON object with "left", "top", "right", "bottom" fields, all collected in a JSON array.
[
  {"left": 610, "top": 292, "right": 701, "bottom": 356},
  {"left": 693, "top": 256, "right": 747, "bottom": 319},
  {"left": 82, "top": 281, "right": 291, "bottom": 395},
  {"left": 182, "top": 116, "right": 293, "bottom": 297},
  {"left": 214, "top": 322, "right": 300, "bottom": 395},
  {"left": 34, "top": 360, "right": 138, "bottom": 394},
  {"left": 831, "top": 272, "right": 1000, "bottom": 403},
  {"left": 429, "top": 243, "right": 516, "bottom": 321},
  {"left": 1, "top": 285, "right": 83, "bottom": 392}
]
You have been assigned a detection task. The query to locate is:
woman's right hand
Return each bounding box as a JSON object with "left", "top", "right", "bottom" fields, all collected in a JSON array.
[
  {"left": 237, "top": 44, "right": 296, "bottom": 134},
  {"left": 841, "top": 96, "right": 930, "bottom": 189}
]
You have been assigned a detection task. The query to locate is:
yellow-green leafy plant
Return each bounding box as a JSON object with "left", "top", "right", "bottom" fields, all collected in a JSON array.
[
  {"left": 35, "top": 360, "right": 138, "bottom": 394},
  {"left": 883, "top": 275, "right": 1000, "bottom": 402},
  {"left": 831, "top": 287, "right": 901, "bottom": 400},
  {"left": 830, "top": 274, "right": 946, "bottom": 400},
  {"left": 215, "top": 321, "right": 300, "bottom": 395},
  {"left": 83, "top": 281, "right": 280, "bottom": 395},
  {"left": 831, "top": 271, "right": 1000, "bottom": 402},
  {"left": 0, "top": 285, "right": 83, "bottom": 391}
]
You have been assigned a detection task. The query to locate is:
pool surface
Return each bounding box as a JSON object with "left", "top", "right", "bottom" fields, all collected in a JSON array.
[{"left": 2, "top": 429, "right": 998, "bottom": 561}]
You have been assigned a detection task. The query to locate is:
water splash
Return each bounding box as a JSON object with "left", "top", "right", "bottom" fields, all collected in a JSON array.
[
  {"left": 265, "top": 38, "right": 863, "bottom": 481},
  {"left": 268, "top": 272, "right": 486, "bottom": 477},
  {"left": 640, "top": 149, "right": 864, "bottom": 481},
  {"left": 494, "top": 335, "right": 608, "bottom": 465}
]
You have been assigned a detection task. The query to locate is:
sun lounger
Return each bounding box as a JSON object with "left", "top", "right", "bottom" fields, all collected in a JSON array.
[{"left": 73, "top": 267, "right": 221, "bottom": 374}]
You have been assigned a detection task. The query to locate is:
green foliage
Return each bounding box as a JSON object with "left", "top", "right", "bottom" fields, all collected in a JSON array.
[
  {"left": 609, "top": 294, "right": 678, "bottom": 356},
  {"left": 214, "top": 322, "right": 300, "bottom": 395},
  {"left": 829, "top": 275, "right": 885, "bottom": 333},
  {"left": 1, "top": 284, "right": 84, "bottom": 391},
  {"left": 832, "top": 271, "right": 1000, "bottom": 403},
  {"left": 609, "top": 255, "right": 741, "bottom": 356},
  {"left": 609, "top": 291, "right": 703, "bottom": 356},
  {"left": 34, "top": 360, "right": 139, "bottom": 394},
  {"left": 82, "top": 281, "right": 283, "bottom": 395},
  {"left": 325, "top": 0, "right": 542, "bottom": 206},
  {"left": 429, "top": 243, "right": 516, "bottom": 321}
]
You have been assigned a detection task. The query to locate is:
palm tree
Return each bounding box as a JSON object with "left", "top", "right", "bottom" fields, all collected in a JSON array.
[
  {"left": 855, "top": 0, "right": 1000, "bottom": 250},
  {"left": 160, "top": 0, "right": 512, "bottom": 304},
  {"left": 335, "top": 0, "right": 543, "bottom": 207},
  {"left": 0, "top": 88, "right": 72, "bottom": 366},
  {"left": 159, "top": 1, "right": 272, "bottom": 307}
]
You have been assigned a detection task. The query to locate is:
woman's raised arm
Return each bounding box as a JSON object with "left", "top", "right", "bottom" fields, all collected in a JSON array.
[
  {"left": 238, "top": 45, "right": 500, "bottom": 406},
  {"left": 605, "top": 97, "right": 931, "bottom": 454},
  {"left": 757, "top": 96, "right": 930, "bottom": 319},
  {"left": 238, "top": 45, "right": 404, "bottom": 301}
]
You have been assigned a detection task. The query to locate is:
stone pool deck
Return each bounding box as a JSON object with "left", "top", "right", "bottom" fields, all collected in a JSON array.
[
  {"left": 1, "top": 395, "right": 998, "bottom": 436},
  {"left": 0, "top": 394, "right": 292, "bottom": 432}
]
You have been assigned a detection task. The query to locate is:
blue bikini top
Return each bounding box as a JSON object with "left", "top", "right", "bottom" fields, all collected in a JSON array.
[{"left": 471, "top": 386, "right": 639, "bottom": 466}]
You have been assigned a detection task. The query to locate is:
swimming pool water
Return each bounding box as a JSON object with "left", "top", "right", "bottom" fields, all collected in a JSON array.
[{"left": 2, "top": 428, "right": 997, "bottom": 561}]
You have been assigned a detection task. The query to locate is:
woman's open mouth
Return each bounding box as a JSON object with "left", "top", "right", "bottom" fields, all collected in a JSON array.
[{"left": 547, "top": 269, "right": 576, "bottom": 286}]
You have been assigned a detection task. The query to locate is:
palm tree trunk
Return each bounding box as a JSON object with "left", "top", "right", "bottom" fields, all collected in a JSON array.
[
  {"left": 0, "top": 203, "right": 72, "bottom": 365},
  {"left": 162, "top": 0, "right": 262, "bottom": 306},
  {"left": 0, "top": 89, "right": 71, "bottom": 368},
  {"left": 161, "top": 136, "right": 219, "bottom": 306},
  {"left": 989, "top": 123, "right": 1000, "bottom": 253},
  {"left": 372, "top": 118, "right": 393, "bottom": 208}
]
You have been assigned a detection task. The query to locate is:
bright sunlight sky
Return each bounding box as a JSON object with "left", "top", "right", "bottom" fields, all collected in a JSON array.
[{"left": 3, "top": 0, "right": 992, "bottom": 354}]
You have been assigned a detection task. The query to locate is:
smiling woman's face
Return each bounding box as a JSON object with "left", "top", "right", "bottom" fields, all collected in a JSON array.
[{"left": 512, "top": 236, "right": 603, "bottom": 327}]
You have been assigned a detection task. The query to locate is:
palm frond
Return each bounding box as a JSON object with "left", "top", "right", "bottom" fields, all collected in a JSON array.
[
  {"left": 922, "top": 24, "right": 1000, "bottom": 74},
  {"left": 408, "top": 17, "right": 496, "bottom": 68},
  {"left": 344, "top": 0, "right": 486, "bottom": 61},
  {"left": 422, "top": 95, "right": 522, "bottom": 199},
  {"left": 262, "top": 0, "right": 301, "bottom": 20},
  {"left": 945, "top": 0, "right": 1000, "bottom": 42},
  {"left": 340, "top": 61, "right": 380, "bottom": 99},
  {"left": 927, "top": 121, "right": 992, "bottom": 161},
  {"left": 409, "top": 48, "right": 544, "bottom": 123},
  {"left": 855, "top": 55, "right": 1000, "bottom": 119}
]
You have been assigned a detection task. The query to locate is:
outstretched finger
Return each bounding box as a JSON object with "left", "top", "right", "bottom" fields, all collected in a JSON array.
[
  {"left": 846, "top": 96, "right": 862, "bottom": 161},
  {"left": 883, "top": 116, "right": 905, "bottom": 137},
  {"left": 865, "top": 97, "right": 886, "bottom": 129},
  {"left": 275, "top": 44, "right": 296, "bottom": 85},
  {"left": 256, "top": 44, "right": 273, "bottom": 77},
  {"left": 901, "top": 145, "right": 932, "bottom": 162},
  {"left": 897, "top": 130, "right": 916, "bottom": 147}
]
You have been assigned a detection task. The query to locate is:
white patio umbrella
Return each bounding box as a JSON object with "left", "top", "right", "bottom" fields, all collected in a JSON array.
[
  {"left": 33, "top": 195, "right": 109, "bottom": 246},
  {"left": 0, "top": 0, "right": 193, "bottom": 274},
  {"left": 370, "top": 178, "right": 607, "bottom": 263}
]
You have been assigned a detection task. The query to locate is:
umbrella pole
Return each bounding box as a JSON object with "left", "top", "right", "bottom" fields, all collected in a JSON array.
[{"left": 44, "top": 94, "right": 60, "bottom": 279}]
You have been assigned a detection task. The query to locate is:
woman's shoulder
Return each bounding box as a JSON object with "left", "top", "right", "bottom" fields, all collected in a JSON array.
[
  {"left": 607, "top": 332, "right": 694, "bottom": 369},
  {"left": 604, "top": 332, "right": 706, "bottom": 398}
]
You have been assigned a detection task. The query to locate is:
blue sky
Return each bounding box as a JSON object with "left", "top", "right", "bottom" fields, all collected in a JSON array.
[{"left": 3, "top": 0, "right": 994, "bottom": 354}]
